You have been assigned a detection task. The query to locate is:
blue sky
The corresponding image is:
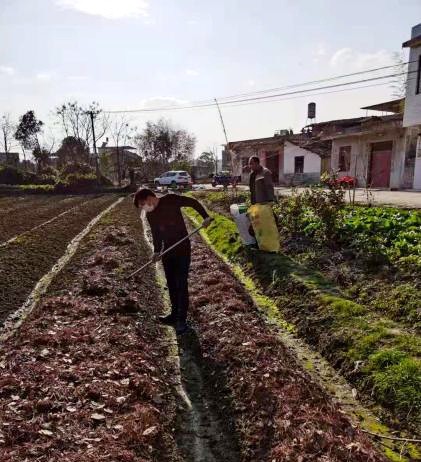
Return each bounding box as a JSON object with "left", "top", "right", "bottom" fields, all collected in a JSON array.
[{"left": 0, "top": 0, "right": 419, "bottom": 155}]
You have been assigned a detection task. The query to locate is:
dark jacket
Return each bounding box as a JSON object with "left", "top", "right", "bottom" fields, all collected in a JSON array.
[
  {"left": 249, "top": 166, "right": 275, "bottom": 204},
  {"left": 146, "top": 193, "right": 209, "bottom": 257}
]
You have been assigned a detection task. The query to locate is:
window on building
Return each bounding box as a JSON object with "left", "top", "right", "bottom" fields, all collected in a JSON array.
[
  {"left": 339, "top": 146, "right": 351, "bottom": 171},
  {"left": 417, "top": 55, "right": 421, "bottom": 95},
  {"left": 294, "top": 156, "right": 304, "bottom": 174}
]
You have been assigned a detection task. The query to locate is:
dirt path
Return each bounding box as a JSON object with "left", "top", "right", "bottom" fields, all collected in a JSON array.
[{"left": 174, "top": 332, "right": 240, "bottom": 462}]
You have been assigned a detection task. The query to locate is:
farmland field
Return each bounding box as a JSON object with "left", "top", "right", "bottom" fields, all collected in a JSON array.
[
  {"left": 0, "top": 194, "right": 396, "bottom": 461},
  {"left": 0, "top": 194, "right": 119, "bottom": 323},
  {"left": 0, "top": 195, "right": 93, "bottom": 244}
]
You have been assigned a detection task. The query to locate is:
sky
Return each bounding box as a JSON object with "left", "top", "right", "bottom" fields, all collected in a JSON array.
[{"left": 0, "top": 0, "right": 420, "bottom": 157}]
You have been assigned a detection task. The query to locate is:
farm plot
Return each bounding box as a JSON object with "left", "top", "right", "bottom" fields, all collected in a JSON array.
[
  {"left": 0, "top": 198, "right": 183, "bottom": 462},
  {"left": 0, "top": 194, "right": 118, "bottom": 324},
  {"left": 0, "top": 195, "right": 388, "bottom": 462},
  {"left": 187, "top": 234, "right": 385, "bottom": 462},
  {"left": 0, "top": 195, "right": 93, "bottom": 244}
]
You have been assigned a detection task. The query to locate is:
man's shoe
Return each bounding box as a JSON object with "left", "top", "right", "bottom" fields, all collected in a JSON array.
[
  {"left": 175, "top": 321, "right": 189, "bottom": 335},
  {"left": 158, "top": 314, "right": 177, "bottom": 325}
]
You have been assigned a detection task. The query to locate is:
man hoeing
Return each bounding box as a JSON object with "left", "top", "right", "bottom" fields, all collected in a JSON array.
[{"left": 134, "top": 189, "right": 212, "bottom": 335}]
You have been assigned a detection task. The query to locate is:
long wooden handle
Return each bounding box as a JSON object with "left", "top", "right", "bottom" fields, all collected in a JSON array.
[{"left": 126, "top": 225, "right": 204, "bottom": 280}]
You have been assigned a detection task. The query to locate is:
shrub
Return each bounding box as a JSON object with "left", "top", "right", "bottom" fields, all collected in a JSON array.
[
  {"left": 55, "top": 173, "right": 98, "bottom": 193},
  {"left": 0, "top": 166, "right": 36, "bottom": 185},
  {"left": 60, "top": 163, "right": 95, "bottom": 178},
  {"left": 277, "top": 186, "right": 345, "bottom": 245},
  {"left": 39, "top": 166, "right": 58, "bottom": 177}
]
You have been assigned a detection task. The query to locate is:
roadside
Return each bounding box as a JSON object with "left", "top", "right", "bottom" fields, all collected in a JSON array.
[{"left": 204, "top": 184, "right": 421, "bottom": 209}]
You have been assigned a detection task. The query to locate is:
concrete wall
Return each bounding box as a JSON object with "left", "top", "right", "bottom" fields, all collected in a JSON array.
[
  {"left": 403, "top": 24, "right": 421, "bottom": 128},
  {"left": 414, "top": 135, "right": 421, "bottom": 190},
  {"left": 331, "top": 131, "right": 407, "bottom": 188},
  {"left": 283, "top": 141, "right": 321, "bottom": 174}
]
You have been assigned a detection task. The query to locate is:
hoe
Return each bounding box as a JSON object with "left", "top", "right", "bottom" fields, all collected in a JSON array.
[{"left": 126, "top": 224, "right": 204, "bottom": 280}]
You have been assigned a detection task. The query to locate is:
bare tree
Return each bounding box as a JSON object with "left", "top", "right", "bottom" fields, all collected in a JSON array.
[
  {"left": 55, "top": 101, "right": 109, "bottom": 149},
  {"left": 109, "top": 115, "right": 135, "bottom": 186},
  {"left": 0, "top": 114, "right": 16, "bottom": 155},
  {"left": 390, "top": 52, "right": 407, "bottom": 99},
  {"left": 134, "top": 118, "right": 196, "bottom": 179}
]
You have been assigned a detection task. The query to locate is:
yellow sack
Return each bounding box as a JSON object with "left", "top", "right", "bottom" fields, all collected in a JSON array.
[{"left": 248, "top": 204, "right": 280, "bottom": 253}]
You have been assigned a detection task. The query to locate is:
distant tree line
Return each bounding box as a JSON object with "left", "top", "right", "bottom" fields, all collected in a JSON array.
[{"left": 0, "top": 101, "right": 197, "bottom": 185}]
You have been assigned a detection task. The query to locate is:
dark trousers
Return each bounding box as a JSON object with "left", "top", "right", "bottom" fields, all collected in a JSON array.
[{"left": 162, "top": 255, "right": 191, "bottom": 322}]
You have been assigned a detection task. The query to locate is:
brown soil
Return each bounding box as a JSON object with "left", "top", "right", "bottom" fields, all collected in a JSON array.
[
  {"left": 0, "top": 195, "right": 91, "bottom": 243},
  {"left": 187, "top": 233, "right": 386, "bottom": 462},
  {"left": 0, "top": 198, "right": 182, "bottom": 462},
  {"left": 0, "top": 195, "right": 118, "bottom": 323}
]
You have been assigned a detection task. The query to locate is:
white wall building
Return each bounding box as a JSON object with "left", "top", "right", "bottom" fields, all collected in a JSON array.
[
  {"left": 403, "top": 23, "right": 421, "bottom": 190},
  {"left": 283, "top": 140, "right": 321, "bottom": 184}
]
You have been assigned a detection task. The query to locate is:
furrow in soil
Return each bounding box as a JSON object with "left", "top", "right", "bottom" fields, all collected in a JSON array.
[{"left": 0, "top": 194, "right": 118, "bottom": 323}]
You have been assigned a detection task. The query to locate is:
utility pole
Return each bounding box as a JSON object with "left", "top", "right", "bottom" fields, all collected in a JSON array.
[
  {"left": 214, "top": 98, "right": 234, "bottom": 175},
  {"left": 214, "top": 98, "right": 228, "bottom": 144},
  {"left": 88, "top": 111, "right": 100, "bottom": 182}
]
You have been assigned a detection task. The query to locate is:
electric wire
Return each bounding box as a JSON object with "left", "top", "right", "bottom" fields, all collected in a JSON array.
[{"left": 105, "top": 62, "right": 416, "bottom": 114}]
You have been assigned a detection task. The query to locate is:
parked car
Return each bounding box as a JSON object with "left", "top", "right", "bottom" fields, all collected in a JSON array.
[
  {"left": 211, "top": 171, "right": 236, "bottom": 188},
  {"left": 154, "top": 171, "right": 192, "bottom": 187}
]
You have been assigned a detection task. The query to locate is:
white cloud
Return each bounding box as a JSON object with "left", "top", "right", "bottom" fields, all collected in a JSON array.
[
  {"left": 56, "top": 0, "right": 149, "bottom": 19},
  {"left": 330, "top": 48, "right": 394, "bottom": 71},
  {"left": 247, "top": 79, "right": 256, "bottom": 87},
  {"left": 185, "top": 69, "right": 199, "bottom": 77},
  {"left": 67, "top": 75, "right": 89, "bottom": 81},
  {"left": 0, "top": 66, "right": 15, "bottom": 76},
  {"left": 315, "top": 44, "right": 327, "bottom": 57},
  {"left": 36, "top": 72, "right": 54, "bottom": 82},
  {"left": 140, "top": 96, "right": 189, "bottom": 109}
]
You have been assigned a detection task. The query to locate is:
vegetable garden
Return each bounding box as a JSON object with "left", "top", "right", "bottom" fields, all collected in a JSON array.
[{"left": 0, "top": 191, "right": 418, "bottom": 461}]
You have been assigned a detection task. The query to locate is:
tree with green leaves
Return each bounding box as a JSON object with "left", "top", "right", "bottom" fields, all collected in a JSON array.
[
  {"left": 32, "top": 147, "right": 51, "bottom": 171},
  {"left": 197, "top": 150, "right": 217, "bottom": 174},
  {"left": 56, "top": 136, "right": 90, "bottom": 168},
  {"left": 14, "top": 110, "right": 43, "bottom": 150}
]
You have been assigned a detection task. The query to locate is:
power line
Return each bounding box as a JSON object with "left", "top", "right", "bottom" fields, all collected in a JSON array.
[
  {"left": 106, "top": 60, "right": 413, "bottom": 112},
  {"left": 106, "top": 69, "right": 414, "bottom": 114},
  {"left": 214, "top": 60, "right": 414, "bottom": 102}
]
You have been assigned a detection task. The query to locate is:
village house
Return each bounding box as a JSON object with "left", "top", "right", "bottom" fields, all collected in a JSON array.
[
  {"left": 227, "top": 23, "right": 421, "bottom": 190},
  {"left": 305, "top": 103, "right": 417, "bottom": 189},
  {"left": 98, "top": 140, "right": 140, "bottom": 183},
  {"left": 402, "top": 23, "right": 421, "bottom": 190},
  {"left": 227, "top": 131, "right": 327, "bottom": 185},
  {"left": 301, "top": 22, "right": 421, "bottom": 190}
]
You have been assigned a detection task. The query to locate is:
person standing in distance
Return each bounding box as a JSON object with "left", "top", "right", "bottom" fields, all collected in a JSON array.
[
  {"left": 133, "top": 189, "right": 212, "bottom": 335},
  {"left": 248, "top": 156, "right": 275, "bottom": 205}
]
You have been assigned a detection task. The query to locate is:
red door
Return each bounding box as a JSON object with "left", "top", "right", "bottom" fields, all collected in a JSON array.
[{"left": 369, "top": 142, "right": 392, "bottom": 188}]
